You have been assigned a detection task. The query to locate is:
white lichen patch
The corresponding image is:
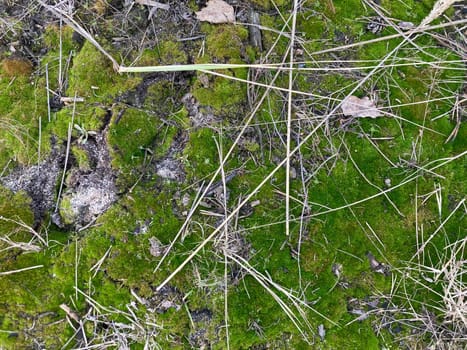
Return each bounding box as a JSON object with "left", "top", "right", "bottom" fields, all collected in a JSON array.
[
  {"left": 59, "top": 132, "right": 118, "bottom": 228},
  {"left": 69, "top": 185, "right": 116, "bottom": 224}
]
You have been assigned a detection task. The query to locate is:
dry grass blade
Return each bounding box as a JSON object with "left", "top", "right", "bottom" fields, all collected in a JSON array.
[
  {"left": 0, "top": 216, "right": 47, "bottom": 246},
  {"left": 39, "top": 0, "right": 120, "bottom": 71},
  {"left": 421, "top": 0, "right": 460, "bottom": 27},
  {"left": 0, "top": 265, "right": 43, "bottom": 276},
  {"left": 412, "top": 198, "right": 466, "bottom": 259},
  {"left": 285, "top": 0, "right": 299, "bottom": 237}
]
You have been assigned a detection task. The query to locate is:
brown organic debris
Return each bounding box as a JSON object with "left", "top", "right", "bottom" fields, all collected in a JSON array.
[
  {"left": 195, "top": 0, "right": 235, "bottom": 24},
  {"left": 341, "top": 96, "right": 382, "bottom": 118},
  {"left": 1, "top": 57, "right": 33, "bottom": 77},
  {"left": 366, "top": 252, "right": 391, "bottom": 276}
]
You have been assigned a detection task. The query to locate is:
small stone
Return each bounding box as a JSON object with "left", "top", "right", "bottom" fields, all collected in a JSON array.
[
  {"left": 149, "top": 237, "right": 166, "bottom": 257},
  {"left": 398, "top": 21, "right": 415, "bottom": 31},
  {"left": 182, "top": 193, "right": 191, "bottom": 207},
  {"left": 332, "top": 263, "right": 342, "bottom": 279},
  {"left": 289, "top": 167, "right": 297, "bottom": 179},
  {"left": 250, "top": 200, "right": 261, "bottom": 207},
  {"left": 318, "top": 324, "right": 326, "bottom": 341}
]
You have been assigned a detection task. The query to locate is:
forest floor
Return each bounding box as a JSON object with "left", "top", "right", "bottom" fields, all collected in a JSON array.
[{"left": 0, "top": 0, "right": 466, "bottom": 349}]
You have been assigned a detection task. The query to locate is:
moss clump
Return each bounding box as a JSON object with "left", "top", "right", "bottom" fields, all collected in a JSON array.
[
  {"left": 250, "top": 0, "right": 288, "bottom": 10},
  {"left": 0, "top": 186, "right": 34, "bottom": 249},
  {"left": 201, "top": 24, "right": 248, "bottom": 63},
  {"left": 71, "top": 145, "right": 90, "bottom": 170},
  {"left": 183, "top": 127, "right": 219, "bottom": 180},
  {"left": 191, "top": 24, "right": 248, "bottom": 114},
  {"left": 58, "top": 195, "right": 74, "bottom": 225},
  {"left": 0, "top": 57, "right": 44, "bottom": 167},
  {"left": 158, "top": 41, "right": 188, "bottom": 65},
  {"left": 107, "top": 105, "right": 162, "bottom": 184},
  {"left": 43, "top": 25, "right": 76, "bottom": 52},
  {"left": 67, "top": 41, "right": 141, "bottom": 103},
  {"left": 144, "top": 80, "right": 186, "bottom": 118},
  {"left": 192, "top": 69, "right": 247, "bottom": 114},
  {"left": 138, "top": 41, "right": 188, "bottom": 66}
]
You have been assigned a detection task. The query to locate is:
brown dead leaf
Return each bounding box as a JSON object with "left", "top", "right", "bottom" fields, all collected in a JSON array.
[
  {"left": 341, "top": 96, "right": 382, "bottom": 118},
  {"left": 195, "top": 0, "right": 235, "bottom": 24}
]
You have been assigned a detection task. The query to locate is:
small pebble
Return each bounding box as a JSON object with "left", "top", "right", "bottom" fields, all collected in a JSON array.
[
  {"left": 318, "top": 324, "right": 326, "bottom": 341},
  {"left": 289, "top": 167, "right": 297, "bottom": 179},
  {"left": 398, "top": 21, "right": 415, "bottom": 31}
]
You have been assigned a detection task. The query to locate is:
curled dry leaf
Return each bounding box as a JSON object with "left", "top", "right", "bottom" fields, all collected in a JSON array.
[
  {"left": 195, "top": 0, "right": 235, "bottom": 24},
  {"left": 341, "top": 95, "right": 382, "bottom": 118}
]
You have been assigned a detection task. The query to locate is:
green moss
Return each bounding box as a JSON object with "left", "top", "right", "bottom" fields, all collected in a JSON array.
[
  {"left": 198, "top": 24, "right": 248, "bottom": 63},
  {"left": 107, "top": 105, "right": 163, "bottom": 184},
  {"left": 138, "top": 41, "right": 188, "bottom": 66},
  {"left": 0, "top": 242, "right": 72, "bottom": 348},
  {"left": 0, "top": 187, "right": 34, "bottom": 241},
  {"left": 250, "top": 0, "right": 288, "bottom": 10},
  {"left": 183, "top": 128, "right": 219, "bottom": 180},
  {"left": 43, "top": 25, "right": 76, "bottom": 53},
  {"left": 0, "top": 70, "right": 43, "bottom": 167},
  {"left": 67, "top": 41, "right": 140, "bottom": 103},
  {"left": 192, "top": 70, "right": 247, "bottom": 114},
  {"left": 58, "top": 195, "right": 74, "bottom": 225},
  {"left": 158, "top": 41, "right": 188, "bottom": 65},
  {"left": 190, "top": 24, "right": 249, "bottom": 114},
  {"left": 0, "top": 1, "right": 465, "bottom": 348},
  {"left": 144, "top": 80, "right": 186, "bottom": 118},
  {"left": 71, "top": 145, "right": 90, "bottom": 170}
]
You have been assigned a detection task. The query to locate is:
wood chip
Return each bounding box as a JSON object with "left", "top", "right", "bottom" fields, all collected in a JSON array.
[
  {"left": 60, "top": 304, "right": 80, "bottom": 322},
  {"left": 134, "top": 0, "right": 170, "bottom": 10}
]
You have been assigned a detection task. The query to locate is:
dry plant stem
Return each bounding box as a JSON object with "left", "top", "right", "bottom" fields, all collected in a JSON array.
[
  {"left": 0, "top": 264, "right": 43, "bottom": 276},
  {"left": 118, "top": 58, "right": 466, "bottom": 74},
  {"left": 0, "top": 216, "right": 47, "bottom": 246},
  {"left": 311, "top": 18, "right": 467, "bottom": 56},
  {"left": 412, "top": 198, "right": 466, "bottom": 259},
  {"left": 55, "top": 108, "right": 74, "bottom": 212},
  {"left": 156, "top": 26, "right": 431, "bottom": 291},
  {"left": 420, "top": 0, "right": 460, "bottom": 27},
  {"left": 45, "top": 63, "right": 51, "bottom": 122},
  {"left": 285, "top": 0, "right": 299, "bottom": 237},
  {"left": 214, "top": 135, "right": 230, "bottom": 350},
  {"left": 59, "top": 17, "right": 63, "bottom": 92},
  {"left": 75, "top": 238, "right": 80, "bottom": 301},
  {"left": 0, "top": 236, "right": 41, "bottom": 252},
  {"left": 90, "top": 246, "right": 112, "bottom": 279},
  {"left": 38, "top": 116, "right": 41, "bottom": 164}
]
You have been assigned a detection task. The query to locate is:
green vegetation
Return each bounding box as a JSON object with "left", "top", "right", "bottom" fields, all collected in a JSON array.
[{"left": 0, "top": 0, "right": 465, "bottom": 349}]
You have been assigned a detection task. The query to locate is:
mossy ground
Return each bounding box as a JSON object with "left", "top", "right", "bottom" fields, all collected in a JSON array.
[{"left": 0, "top": 1, "right": 465, "bottom": 349}]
